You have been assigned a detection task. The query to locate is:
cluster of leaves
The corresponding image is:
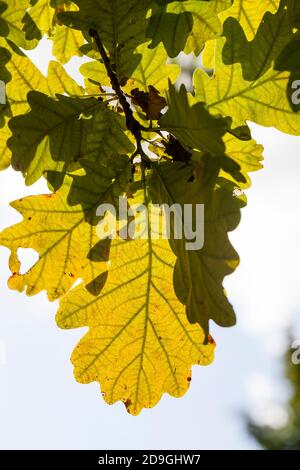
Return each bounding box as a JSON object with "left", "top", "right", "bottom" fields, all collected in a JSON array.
[{"left": 0, "top": 0, "right": 299, "bottom": 415}]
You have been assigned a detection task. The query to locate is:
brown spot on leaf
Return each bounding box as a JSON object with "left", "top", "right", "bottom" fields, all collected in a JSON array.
[
  {"left": 124, "top": 398, "right": 132, "bottom": 410},
  {"left": 207, "top": 334, "right": 216, "bottom": 345}
]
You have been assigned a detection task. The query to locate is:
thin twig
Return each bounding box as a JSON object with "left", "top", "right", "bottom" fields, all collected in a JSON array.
[{"left": 89, "top": 28, "right": 147, "bottom": 162}]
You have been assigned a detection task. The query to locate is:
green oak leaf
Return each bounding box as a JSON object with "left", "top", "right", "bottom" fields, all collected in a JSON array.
[
  {"left": 218, "top": 0, "right": 281, "bottom": 41},
  {"left": 58, "top": 0, "right": 152, "bottom": 84},
  {"left": 0, "top": 45, "right": 11, "bottom": 85},
  {"left": 0, "top": 39, "right": 50, "bottom": 170},
  {"left": 0, "top": 2, "right": 9, "bottom": 38},
  {"left": 8, "top": 91, "right": 134, "bottom": 185},
  {"left": 150, "top": 160, "right": 246, "bottom": 334},
  {"left": 147, "top": 0, "right": 232, "bottom": 57},
  {"left": 195, "top": 2, "right": 300, "bottom": 135},
  {"left": 222, "top": 0, "right": 299, "bottom": 81},
  {"left": 274, "top": 1, "right": 300, "bottom": 110},
  {"left": 159, "top": 83, "right": 229, "bottom": 156},
  {"left": 159, "top": 83, "right": 254, "bottom": 184},
  {"left": 0, "top": 0, "right": 40, "bottom": 49}
]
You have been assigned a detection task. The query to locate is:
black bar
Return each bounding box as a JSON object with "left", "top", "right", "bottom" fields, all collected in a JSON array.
[{"left": 0, "top": 450, "right": 299, "bottom": 466}]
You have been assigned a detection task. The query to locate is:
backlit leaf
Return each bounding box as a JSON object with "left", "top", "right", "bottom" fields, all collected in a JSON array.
[
  {"left": 0, "top": 157, "right": 132, "bottom": 299},
  {"left": 0, "top": 40, "right": 49, "bottom": 169},
  {"left": 59, "top": 0, "right": 152, "bottom": 83},
  {"left": 28, "top": 0, "right": 56, "bottom": 35},
  {"left": 221, "top": 134, "right": 264, "bottom": 188},
  {"left": 160, "top": 83, "right": 229, "bottom": 156},
  {"left": 147, "top": 0, "right": 232, "bottom": 57},
  {"left": 195, "top": 1, "right": 300, "bottom": 135},
  {"left": 151, "top": 161, "right": 246, "bottom": 334},
  {"left": 219, "top": 0, "right": 281, "bottom": 40},
  {"left": 51, "top": 2, "right": 85, "bottom": 64},
  {"left": 0, "top": 0, "right": 39, "bottom": 49},
  {"left": 56, "top": 185, "right": 215, "bottom": 415},
  {"left": 8, "top": 91, "right": 134, "bottom": 185}
]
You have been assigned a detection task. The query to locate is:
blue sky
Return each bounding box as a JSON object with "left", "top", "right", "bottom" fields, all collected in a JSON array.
[{"left": 0, "top": 40, "right": 300, "bottom": 450}]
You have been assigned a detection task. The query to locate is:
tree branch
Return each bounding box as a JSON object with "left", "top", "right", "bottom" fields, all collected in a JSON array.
[{"left": 89, "top": 28, "right": 146, "bottom": 161}]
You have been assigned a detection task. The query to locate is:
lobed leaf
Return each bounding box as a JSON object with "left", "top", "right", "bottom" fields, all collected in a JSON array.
[
  {"left": 160, "top": 83, "right": 229, "bottom": 156},
  {"left": 0, "top": 0, "right": 40, "bottom": 49},
  {"left": 147, "top": 0, "right": 232, "bottom": 57},
  {"left": 151, "top": 161, "right": 246, "bottom": 334},
  {"left": 0, "top": 157, "right": 132, "bottom": 300},
  {"left": 56, "top": 186, "right": 215, "bottom": 415},
  {"left": 0, "top": 40, "right": 49, "bottom": 170},
  {"left": 59, "top": 0, "right": 152, "bottom": 84},
  {"left": 195, "top": 62, "right": 300, "bottom": 134},
  {"left": 8, "top": 91, "right": 133, "bottom": 185},
  {"left": 219, "top": 0, "right": 281, "bottom": 41}
]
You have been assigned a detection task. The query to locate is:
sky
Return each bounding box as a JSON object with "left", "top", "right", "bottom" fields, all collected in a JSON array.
[{"left": 0, "top": 39, "right": 300, "bottom": 450}]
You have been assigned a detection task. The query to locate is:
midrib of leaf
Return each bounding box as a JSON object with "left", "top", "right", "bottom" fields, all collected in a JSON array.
[
  {"left": 26, "top": 99, "right": 100, "bottom": 148},
  {"left": 135, "top": 177, "right": 152, "bottom": 406},
  {"left": 79, "top": 180, "right": 153, "bottom": 403},
  {"left": 206, "top": 69, "right": 292, "bottom": 111},
  {"left": 63, "top": 264, "right": 148, "bottom": 322},
  {"left": 148, "top": 316, "right": 180, "bottom": 394},
  {"left": 228, "top": 0, "right": 280, "bottom": 37},
  {"left": 30, "top": 0, "right": 53, "bottom": 32},
  {"left": 110, "top": 0, "right": 142, "bottom": 77},
  {"left": 70, "top": 182, "right": 210, "bottom": 406},
  {"left": 192, "top": 9, "right": 214, "bottom": 32},
  {"left": 76, "top": 297, "right": 146, "bottom": 378},
  {"left": 9, "top": 57, "right": 39, "bottom": 91}
]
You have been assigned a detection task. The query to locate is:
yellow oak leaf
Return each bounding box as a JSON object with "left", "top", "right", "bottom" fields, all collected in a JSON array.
[
  {"left": 56, "top": 187, "right": 215, "bottom": 415},
  {"left": 0, "top": 158, "right": 132, "bottom": 300}
]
